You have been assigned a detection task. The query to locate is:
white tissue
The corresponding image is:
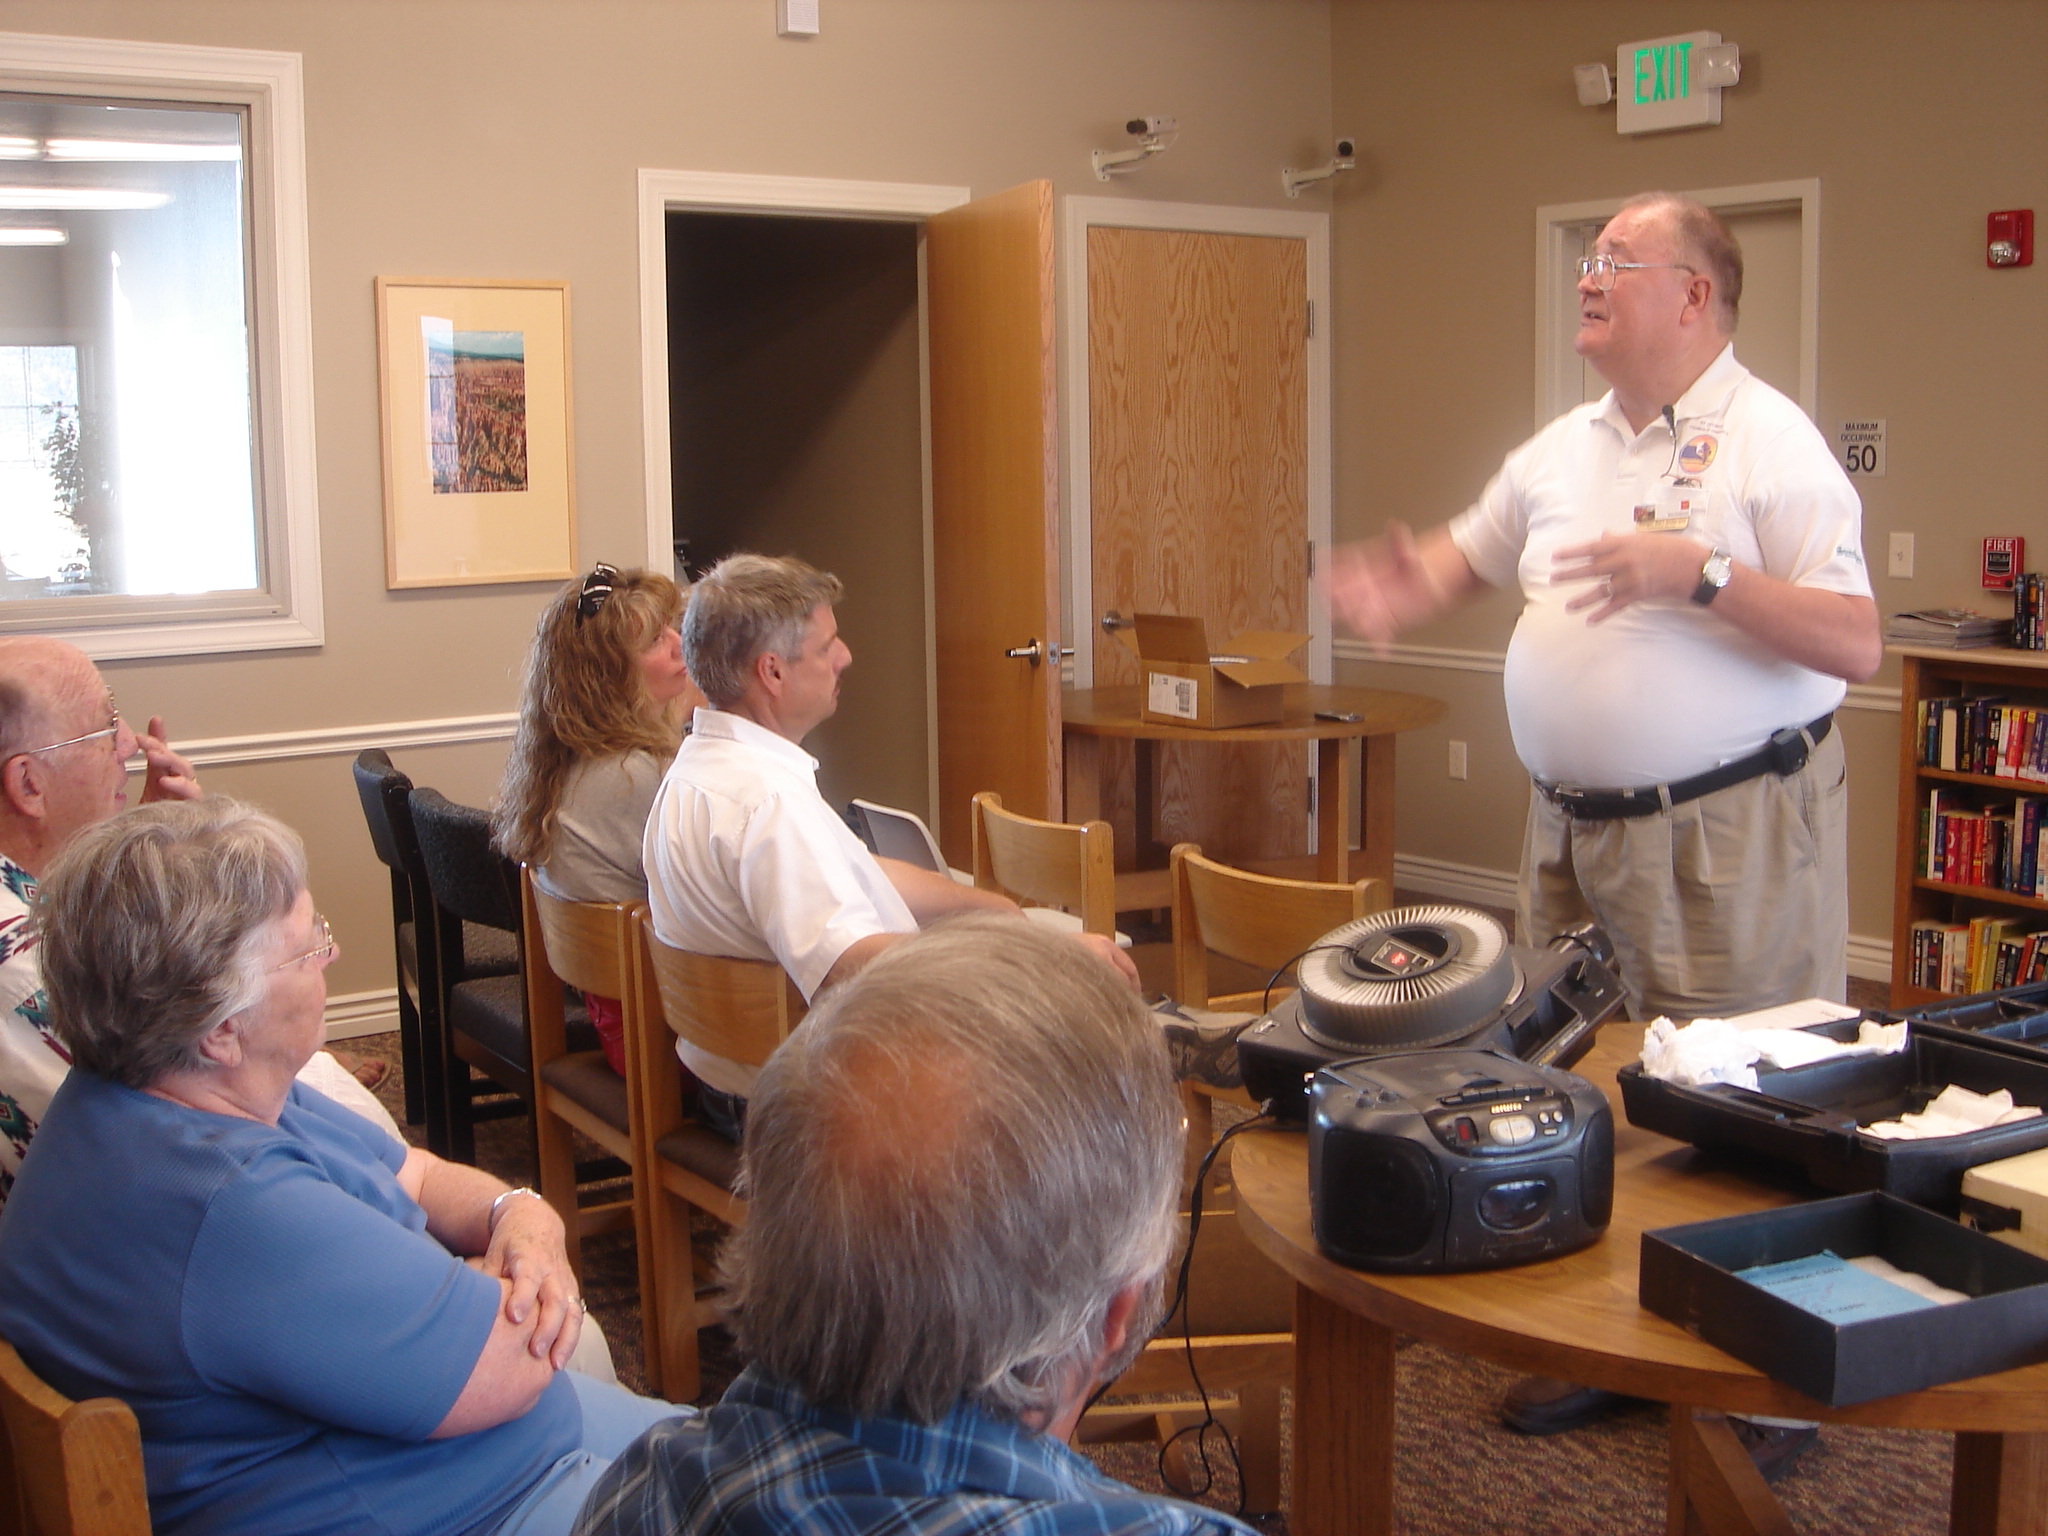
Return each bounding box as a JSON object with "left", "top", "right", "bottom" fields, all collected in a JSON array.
[
  {"left": 1641, "top": 1017, "right": 1760, "bottom": 1090},
  {"left": 1862, "top": 1083, "right": 2044, "bottom": 1141}
]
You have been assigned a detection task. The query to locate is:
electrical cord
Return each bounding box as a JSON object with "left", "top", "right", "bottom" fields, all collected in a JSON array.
[
  {"left": 1150, "top": 1107, "right": 1278, "bottom": 1514},
  {"left": 1261, "top": 942, "right": 1352, "bottom": 1015}
]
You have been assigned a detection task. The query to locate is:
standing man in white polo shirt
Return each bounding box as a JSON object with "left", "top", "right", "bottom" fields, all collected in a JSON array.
[
  {"left": 644, "top": 554, "right": 1134, "bottom": 1141},
  {"left": 1331, "top": 191, "right": 1880, "bottom": 1022},
  {"left": 1328, "top": 193, "right": 1880, "bottom": 1465}
]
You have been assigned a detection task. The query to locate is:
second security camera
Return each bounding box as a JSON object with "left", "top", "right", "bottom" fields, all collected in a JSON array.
[
  {"left": 1335, "top": 137, "right": 1357, "bottom": 160},
  {"left": 1126, "top": 116, "right": 1178, "bottom": 138}
]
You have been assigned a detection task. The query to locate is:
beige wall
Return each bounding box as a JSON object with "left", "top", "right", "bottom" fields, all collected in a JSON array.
[
  {"left": 0, "top": 0, "right": 1334, "bottom": 1015},
  {"left": 1329, "top": 0, "right": 2048, "bottom": 958}
]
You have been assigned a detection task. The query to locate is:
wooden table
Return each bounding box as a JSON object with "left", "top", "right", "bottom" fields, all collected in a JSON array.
[
  {"left": 1060, "top": 684, "right": 1445, "bottom": 901},
  {"left": 1233, "top": 1026, "right": 2048, "bottom": 1536}
]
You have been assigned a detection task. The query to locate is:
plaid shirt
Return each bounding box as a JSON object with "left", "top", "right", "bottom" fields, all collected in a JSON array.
[
  {"left": 571, "top": 1366, "right": 1259, "bottom": 1536},
  {"left": 0, "top": 856, "right": 69, "bottom": 1208}
]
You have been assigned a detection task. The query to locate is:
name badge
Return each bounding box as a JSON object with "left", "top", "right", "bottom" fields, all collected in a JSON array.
[{"left": 1633, "top": 482, "right": 1702, "bottom": 533}]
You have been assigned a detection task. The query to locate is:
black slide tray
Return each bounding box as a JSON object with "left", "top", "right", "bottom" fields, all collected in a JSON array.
[
  {"left": 1906, "top": 980, "right": 2048, "bottom": 1062},
  {"left": 1641, "top": 1192, "right": 2048, "bottom": 1407},
  {"left": 1617, "top": 1023, "right": 2048, "bottom": 1212}
]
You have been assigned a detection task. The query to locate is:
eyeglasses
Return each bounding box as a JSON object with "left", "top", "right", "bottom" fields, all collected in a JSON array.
[
  {"left": 18, "top": 691, "right": 122, "bottom": 757},
  {"left": 575, "top": 564, "right": 621, "bottom": 626},
  {"left": 274, "top": 912, "right": 338, "bottom": 972},
  {"left": 1575, "top": 253, "right": 1698, "bottom": 292}
]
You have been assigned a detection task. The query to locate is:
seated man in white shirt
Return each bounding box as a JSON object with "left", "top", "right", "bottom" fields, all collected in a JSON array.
[{"left": 643, "top": 554, "right": 1137, "bottom": 1139}]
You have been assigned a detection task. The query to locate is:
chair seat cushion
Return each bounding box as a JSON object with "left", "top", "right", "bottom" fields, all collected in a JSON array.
[
  {"left": 655, "top": 1124, "right": 741, "bottom": 1191},
  {"left": 539, "top": 1052, "right": 629, "bottom": 1133},
  {"left": 460, "top": 922, "right": 519, "bottom": 979},
  {"left": 450, "top": 976, "right": 597, "bottom": 1064}
]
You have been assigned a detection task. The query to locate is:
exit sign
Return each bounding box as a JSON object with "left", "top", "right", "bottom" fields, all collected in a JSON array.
[{"left": 1616, "top": 30, "right": 1722, "bottom": 134}]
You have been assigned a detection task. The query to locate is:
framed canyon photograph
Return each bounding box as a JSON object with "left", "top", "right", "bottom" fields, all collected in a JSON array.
[{"left": 375, "top": 277, "right": 577, "bottom": 588}]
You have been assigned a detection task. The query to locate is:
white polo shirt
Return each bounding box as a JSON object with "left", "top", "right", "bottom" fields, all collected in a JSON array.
[
  {"left": 1449, "top": 345, "right": 1869, "bottom": 788},
  {"left": 643, "top": 708, "right": 915, "bottom": 1096}
]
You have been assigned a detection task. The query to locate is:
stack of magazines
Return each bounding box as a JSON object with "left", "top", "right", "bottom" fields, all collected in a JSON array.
[{"left": 1885, "top": 609, "right": 2011, "bottom": 648}]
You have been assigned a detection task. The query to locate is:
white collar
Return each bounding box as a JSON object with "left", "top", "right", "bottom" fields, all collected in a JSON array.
[
  {"left": 688, "top": 707, "right": 820, "bottom": 775},
  {"left": 1593, "top": 341, "right": 1748, "bottom": 442}
]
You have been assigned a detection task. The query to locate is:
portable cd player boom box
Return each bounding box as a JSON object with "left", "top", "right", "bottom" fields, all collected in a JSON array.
[{"left": 1309, "top": 1048, "right": 1613, "bottom": 1272}]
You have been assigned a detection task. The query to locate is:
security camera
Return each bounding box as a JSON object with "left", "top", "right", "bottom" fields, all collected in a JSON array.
[
  {"left": 1126, "top": 116, "right": 1178, "bottom": 138},
  {"left": 1334, "top": 137, "right": 1357, "bottom": 161},
  {"left": 1283, "top": 138, "right": 1360, "bottom": 198}
]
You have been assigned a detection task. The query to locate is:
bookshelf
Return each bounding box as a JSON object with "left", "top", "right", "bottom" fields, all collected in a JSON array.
[{"left": 1892, "top": 645, "right": 2048, "bottom": 1008}]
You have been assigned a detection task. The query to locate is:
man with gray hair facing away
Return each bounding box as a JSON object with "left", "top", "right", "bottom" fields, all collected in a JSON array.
[
  {"left": 644, "top": 553, "right": 1136, "bottom": 1140},
  {"left": 573, "top": 916, "right": 1255, "bottom": 1536}
]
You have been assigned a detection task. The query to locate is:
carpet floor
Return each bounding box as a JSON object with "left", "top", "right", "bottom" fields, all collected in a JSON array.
[{"left": 347, "top": 965, "right": 1961, "bottom": 1534}]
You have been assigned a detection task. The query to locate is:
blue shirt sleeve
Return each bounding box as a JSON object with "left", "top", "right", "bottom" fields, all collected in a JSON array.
[{"left": 179, "top": 1139, "right": 501, "bottom": 1441}]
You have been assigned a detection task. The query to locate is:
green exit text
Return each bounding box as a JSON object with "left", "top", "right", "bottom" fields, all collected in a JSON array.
[{"left": 1634, "top": 41, "right": 1694, "bottom": 104}]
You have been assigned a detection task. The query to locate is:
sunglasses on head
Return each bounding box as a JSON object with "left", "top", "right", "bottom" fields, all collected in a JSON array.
[{"left": 575, "top": 564, "right": 621, "bottom": 626}]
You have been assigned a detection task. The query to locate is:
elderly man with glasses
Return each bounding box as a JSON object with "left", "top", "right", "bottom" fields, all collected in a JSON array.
[
  {"left": 1326, "top": 193, "right": 1880, "bottom": 1472},
  {"left": 0, "top": 634, "right": 394, "bottom": 1204}
]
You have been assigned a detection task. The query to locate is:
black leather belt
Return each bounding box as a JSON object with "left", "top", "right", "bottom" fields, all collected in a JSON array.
[{"left": 1537, "top": 713, "right": 1833, "bottom": 822}]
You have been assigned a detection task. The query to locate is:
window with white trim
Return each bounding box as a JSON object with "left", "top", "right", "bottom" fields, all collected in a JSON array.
[{"left": 0, "top": 33, "right": 321, "bottom": 658}]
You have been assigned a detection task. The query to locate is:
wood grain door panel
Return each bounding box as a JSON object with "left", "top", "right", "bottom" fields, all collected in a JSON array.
[
  {"left": 928, "top": 181, "right": 1062, "bottom": 865},
  {"left": 1088, "top": 226, "right": 1309, "bottom": 866}
]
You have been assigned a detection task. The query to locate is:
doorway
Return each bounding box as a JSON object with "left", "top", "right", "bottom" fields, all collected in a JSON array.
[{"left": 665, "top": 211, "right": 923, "bottom": 814}]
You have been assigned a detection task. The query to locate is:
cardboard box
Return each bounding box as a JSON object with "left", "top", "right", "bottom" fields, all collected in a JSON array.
[
  {"left": 1640, "top": 1192, "right": 2048, "bottom": 1406},
  {"left": 1121, "top": 614, "right": 1307, "bottom": 729}
]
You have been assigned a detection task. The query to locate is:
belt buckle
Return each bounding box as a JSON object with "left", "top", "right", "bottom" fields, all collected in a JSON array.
[{"left": 1545, "top": 782, "right": 1592, "bottom": 817}]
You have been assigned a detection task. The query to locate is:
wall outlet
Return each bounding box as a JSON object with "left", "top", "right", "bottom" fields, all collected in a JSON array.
[
  {"left": 1448, "top": 739, "right": 1468, "bottom": 780},
  {"left": 1888, "top": 532, "right": 1915, "bottom": 579}
]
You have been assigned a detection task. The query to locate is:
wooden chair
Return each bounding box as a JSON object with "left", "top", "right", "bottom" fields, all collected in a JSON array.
[
  {"left": 0, "top": 1339, "right": 148, "bottom": 1536},
  {"left": 633, "top": 916, "right": 806, "bottom": 1400},
  {"left": 1170, "top": 840, "right": 1387, "bottom": 1175},
  {"left": 520, "top": 871, "right": 652, "bottom": 1371},
  {"left": 970, "top": 790, "right": 1116, "bottom": 936}
]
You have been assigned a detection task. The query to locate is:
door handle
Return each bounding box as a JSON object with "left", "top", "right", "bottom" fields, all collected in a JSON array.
[
  {"left": 1004, "top": 640, "right": 1075, "bottom": 666},
  {"left": 1100, "top": 610, "right": 1130, "bottom": 633}
]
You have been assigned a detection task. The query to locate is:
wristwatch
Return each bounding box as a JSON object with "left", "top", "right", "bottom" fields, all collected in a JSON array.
[{"left": 1691, "top": 547, "right": 1734, "bottom": 606}]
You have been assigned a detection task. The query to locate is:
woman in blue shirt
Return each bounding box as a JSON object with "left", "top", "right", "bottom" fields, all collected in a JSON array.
[{"left": 0, "top": 798, "right": 689, "bottom": 1536}]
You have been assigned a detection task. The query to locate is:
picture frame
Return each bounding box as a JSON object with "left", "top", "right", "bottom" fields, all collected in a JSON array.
[{"left": 375, "top": 277, "right": 577, "bottom": 588}]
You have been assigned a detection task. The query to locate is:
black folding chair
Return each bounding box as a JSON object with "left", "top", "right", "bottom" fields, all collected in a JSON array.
[
  {"left": 408, "top": 786, "right": 599, "bottom": 1165},
  {"left": 351, "top": 751, "right": 485, "bottom": 1128}
]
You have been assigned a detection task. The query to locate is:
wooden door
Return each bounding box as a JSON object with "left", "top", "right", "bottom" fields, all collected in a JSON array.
[
  {"left": 1088, "top": 227, "right": 1309, "bottom": 866},
  {"left": 927, "top": 181, "right": 1063, "bottom": 866}
]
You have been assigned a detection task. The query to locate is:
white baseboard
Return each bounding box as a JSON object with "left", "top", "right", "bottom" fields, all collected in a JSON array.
[
  {"left": 324, "top": 987, "right": 400, "bottom": 1041},
  {"left": 1393, "top": 853, "right": 1893, "bottom": 983}
]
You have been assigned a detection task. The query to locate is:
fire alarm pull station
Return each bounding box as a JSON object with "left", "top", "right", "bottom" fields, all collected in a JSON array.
[
  {"left": 1989, "top": 210, "right": 2034, "bottom": 268},
  {"left": 1985, "top": 537, "right": 2025, "bottom": 591}
]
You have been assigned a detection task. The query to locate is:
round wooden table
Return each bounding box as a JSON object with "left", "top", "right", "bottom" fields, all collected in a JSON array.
[
  {"left": 1061, "top": 684, "right": 1445, "bottom": 899},
  {"left": 1232, "top": 1025, "right": 2048, "bottom": 1536}
]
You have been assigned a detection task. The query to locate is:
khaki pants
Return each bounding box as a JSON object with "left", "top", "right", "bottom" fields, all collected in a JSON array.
[{"left": 1518, "top": 728, "right": 1848, "bottom": 1022}]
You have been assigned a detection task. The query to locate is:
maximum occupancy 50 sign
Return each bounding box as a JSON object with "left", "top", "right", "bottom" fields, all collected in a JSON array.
[{"left": 1834, "top": 418, "right": 1886, "bottom": 478}]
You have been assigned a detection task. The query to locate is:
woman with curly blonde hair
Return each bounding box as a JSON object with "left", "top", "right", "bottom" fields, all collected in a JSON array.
[{"left": 495, "top": 564, "right": 698, "bottom": 1071}]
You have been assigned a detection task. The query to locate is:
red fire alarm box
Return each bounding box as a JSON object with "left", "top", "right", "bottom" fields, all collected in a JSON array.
[
  {"left": 1989, "top": 210, "right": 2034, "bottom": 268},
  {"left": 1985, "top": 537, "right": 2025, "bottom": 590}
]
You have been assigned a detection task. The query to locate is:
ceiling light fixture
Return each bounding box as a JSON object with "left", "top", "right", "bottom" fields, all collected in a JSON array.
[
  {"left": 44, "top": 138, "right": 241, "bottom": 162},
  {"left": 0, "top": 227, "right": 66, "bottom": 245},
  {"left": 0, "top": 187, "right": 171, "bottom": 210}
]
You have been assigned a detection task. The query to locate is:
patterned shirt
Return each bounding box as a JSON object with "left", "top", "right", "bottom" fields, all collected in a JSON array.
[
  {"left": 572, "top": 1366, "right": 1259, "bottom": 1536},
  {"left": 0, "top": 855, "right": 72, "bottom": 1208}
]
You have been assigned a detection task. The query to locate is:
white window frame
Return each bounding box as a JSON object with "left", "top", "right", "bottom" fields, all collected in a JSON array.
[{"left": 0, "top": 31, "right": 321, "bottom": 659}]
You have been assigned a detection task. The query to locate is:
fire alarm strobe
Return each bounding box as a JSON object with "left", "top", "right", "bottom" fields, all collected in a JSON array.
[
  {"left": 1985, "top": 537, "right": 2025, "bottom": 592},
  {"left": 1989, "top": 210, "right": 2034, "bottom": 269}
]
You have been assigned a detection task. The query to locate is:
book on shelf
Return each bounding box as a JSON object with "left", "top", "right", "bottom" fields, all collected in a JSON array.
[
  {"left": 2014, "top": 574, "right": 2047, "bottom": 653},
  {"left": 1888, "top": 609, "right": 2013, "bottom": 648}
]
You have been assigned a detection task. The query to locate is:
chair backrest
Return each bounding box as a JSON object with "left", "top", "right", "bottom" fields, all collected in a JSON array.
[
  {"left": 523, "top": 867, "right": 639, "bottom": 1065},
  {"left": 970, "top": 791, "right": 1115, "bottom": 937},
  {"left": 0, "top": 1339, "right": 149, "bottom": 1536},
  {"left": 409, "top": 787, "right": 522, "bottom": 936},
  {"left": 638, "top": 916, "right": 804, "bottom": 1072},
  {"left": 1171, "top": 841, "right": 1387, "bottom": 1010},
  {"left": 848, "top": 799, "right": 948, "bottom": 876},
  {"left": 350, "top": 749, "right": 421, "bottom": 880}
]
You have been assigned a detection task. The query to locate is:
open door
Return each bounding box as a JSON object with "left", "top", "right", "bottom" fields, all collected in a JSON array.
[{"left": 927, "top": 179, "right": 1062, "bottom": 865}]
